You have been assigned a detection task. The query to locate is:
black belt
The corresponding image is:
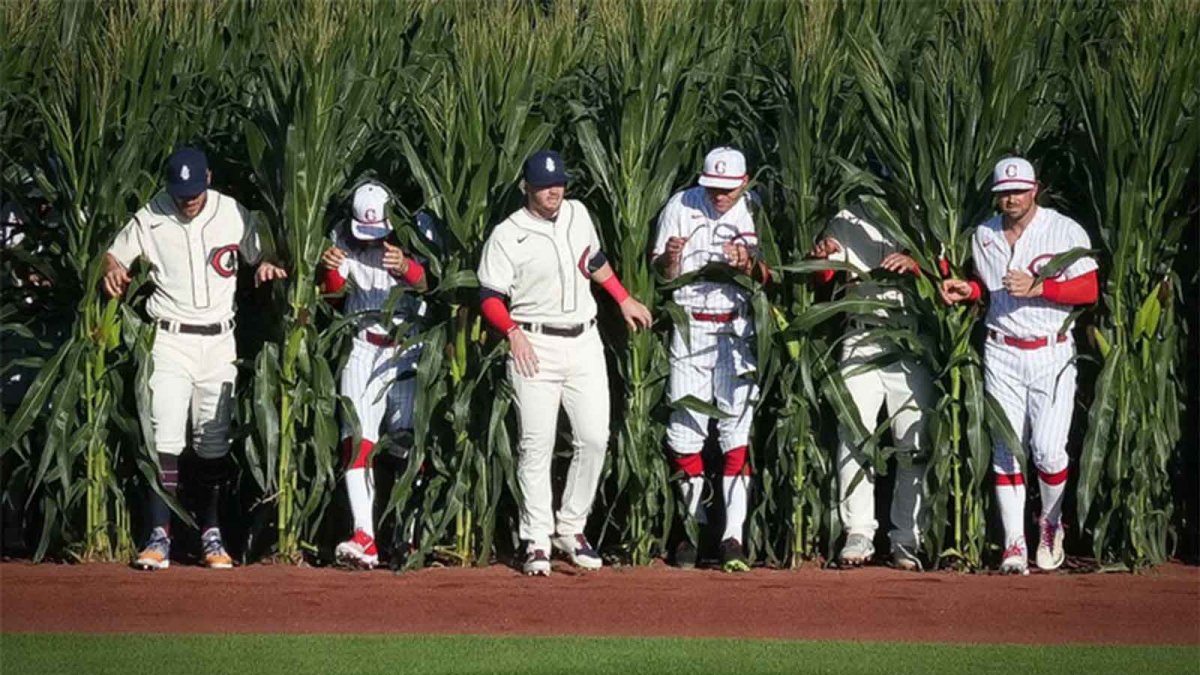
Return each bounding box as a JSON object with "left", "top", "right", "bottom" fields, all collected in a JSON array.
[
  {"left": 158, "top": 319, "right": 233, "bottom": 336},
  {"left": 518, "top": 318, "right": 595, "bottom": 338}
]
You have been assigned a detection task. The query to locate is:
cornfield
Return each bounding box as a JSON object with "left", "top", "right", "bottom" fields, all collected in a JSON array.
[{"left": 1, "top": 0, "right": 1196, "bottom": 571}]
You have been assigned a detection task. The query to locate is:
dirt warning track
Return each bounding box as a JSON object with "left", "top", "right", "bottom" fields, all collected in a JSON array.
[{"left": 2, "top": 561, "right": 1197, "bottom": 644}]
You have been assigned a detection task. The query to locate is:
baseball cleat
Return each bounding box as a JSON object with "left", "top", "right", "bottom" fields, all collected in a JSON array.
[
  {"left": 837, "top": 533, "right": 875, "bottom": 567},
  {"left": 672, "top": 540, "right": 698, "bottom": 569},
  {"left": 523, "top": 546, "right": 551, "bottom": 576},
  {"left": 552, "top": 533, "right": 602, "bottom": 570},
  {"left": 1036, "top": 518, "right": 1065, "bottom": 571},
  {"left": 133, "top": 527, "right": 171, "bottom": 571},
  {"left": 889, "top": 543, "right": 923, "bottom": 572},
  {"left": 335, "top": 529, "right": 379, "bottom": 570},
  {"left": 999, "top": 541, "right": 1029, "bottom": 575},
  {"left": 201, "top": 528, "right": 233, "bottom": 569},
  {"left": 719, "top": 538, "right": 750, "bottom": 573}
]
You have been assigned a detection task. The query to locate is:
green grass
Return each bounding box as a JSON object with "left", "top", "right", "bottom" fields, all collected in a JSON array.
[{"left": 1, "top": 634, "right": 1196, "bottom": 675}]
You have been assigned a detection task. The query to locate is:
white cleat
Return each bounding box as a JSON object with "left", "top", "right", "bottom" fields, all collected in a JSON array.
[
  {"left": 523, "top": 546, "right": 551, "bottom": 576},
  {"left": 1036, "top": 519, "right": 1065, "bottom": 571},
  {"left": 999, "top": 541, "right": 1029, "bottom": 576},
  {"left": 552, "top": 533, "right": 602, "bottom": 570}
]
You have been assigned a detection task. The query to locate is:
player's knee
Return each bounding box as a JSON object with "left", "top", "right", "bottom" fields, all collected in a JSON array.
[
  {"left": 723, "top": 445, "right": 751, "bottom": 477},
  {"left": 576, "top": 425, "right": 608, "bottom": 455},
  {"left": 1036, "top": 465, "right": 1069, "bottom": 485}
]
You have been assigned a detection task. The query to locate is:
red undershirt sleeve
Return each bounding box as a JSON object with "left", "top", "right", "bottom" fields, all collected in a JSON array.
[
  {"left": 1042, "top": 270, "right": 1098, "bottom": 305},
  {"left": 480, "top": 294, "right": 517, "bottom": 335}
]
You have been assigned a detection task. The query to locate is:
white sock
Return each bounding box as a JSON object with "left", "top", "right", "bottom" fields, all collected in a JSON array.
[
  {"left": 995, "top": 480, "right": 1026, "bottom": 550},
  {"left": 1039, "top": 477, "right": 1066, "bottom": 526},
  {"left": 345, "top": 467, "right": 375, "bottom": 539},
  {"left": 722, "top": 475, "right": 749, "bottom": 542},
  {"left": 678, "top": 476, "right": 707, "bottom": 525}
]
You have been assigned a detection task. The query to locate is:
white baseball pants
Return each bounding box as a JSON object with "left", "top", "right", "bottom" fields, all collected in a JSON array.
[
  {"left": 984, "top": 338, "right": 1075, "bottom": 476},
  {"left": 148, "top": 329, "right": 236, "bottom": 459},
  {"left": 510, "top": 326, "right": 609, "bottom": 549},
  {"left": 836, "top": 331, "right": 933, "bottom": 548},
  {"left": 339, "top": 335, "right": 421, "bottom": 444},
  {"left": 666, "top": 318, "right": 757, "bottom": 455}
]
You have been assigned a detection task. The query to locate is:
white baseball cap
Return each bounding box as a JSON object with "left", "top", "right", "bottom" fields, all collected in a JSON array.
[
  {"left": 698, "top": 147, "right": 747, "bottom": 190},
  {"left": 992, "top": 157, "right": 1037, "bottom": 192},
  {"left": 350, "top": 183, "right": 392, "bottom": 240}
]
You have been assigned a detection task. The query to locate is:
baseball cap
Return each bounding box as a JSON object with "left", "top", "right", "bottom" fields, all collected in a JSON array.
[
  {"left": 523, "top": 150, "right": 567, "bottom": 188},
  {"left": 350, "top": 183, "right": 392, "bottom": 240},
  {"left": 697, "top": 147, "right": 747, "bottom": 190},
  {"left": 165, "top": 147, "right": 208, "bottom": 198},
  {"left": 992, "top": 157, "right": 1037, "bottom": 192}
]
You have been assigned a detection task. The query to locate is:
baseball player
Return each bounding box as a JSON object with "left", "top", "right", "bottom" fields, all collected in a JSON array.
[
  {"left": 651, "top": 146, "right": 771, "bottom": 572},
  {"left": 318, "top": 182, "right": 433, "bottom": 569},
  {"left": 477, "top": 150, "right": 651, "bottom": 576},
  {"left": 808, "top": 203, "right": 935, "bottom": 571},
  {"left": 941, "top": 156, "right": 1098, "bottom": 574},
  {"left": 102, "top": 147, "right": 287, "bottom": 570}
]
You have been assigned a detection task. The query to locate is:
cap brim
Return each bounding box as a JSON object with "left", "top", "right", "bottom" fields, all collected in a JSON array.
[
  {"left": 524, "top": 178, "right": 567, "bottom": 188},
  {"left": 992, "top": 179, "right": 1037, "bottom": 192},
  {"left": 166, "top": 181, "right": 207, "bottom": 199},
  {"left": 698, "top": 175, "right": 745, "bottom": 190},
  {"left": 351, "top": 220, "right": 392, "bottom": 240}
]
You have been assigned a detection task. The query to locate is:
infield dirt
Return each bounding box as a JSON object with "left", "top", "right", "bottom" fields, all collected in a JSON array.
[{"left": 2, "top": 561, "right": 1197, "bottom": 644}]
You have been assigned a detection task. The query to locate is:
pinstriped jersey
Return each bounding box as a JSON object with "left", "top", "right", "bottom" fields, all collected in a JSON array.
[
  {"left": 108, "top": 190, "right": 261, "bottom": 324},
  {"left": 477, "top": 200, "right": 602, "bottom": 325},
  {"left": 333, "top": 214, "right": 437, "bottom": 335},
  {"left": 652, "top": 187, "right": 758, "bottom": 313},
  {"left": 972, "top": 206, "right": 1097, "bottom": 338}
]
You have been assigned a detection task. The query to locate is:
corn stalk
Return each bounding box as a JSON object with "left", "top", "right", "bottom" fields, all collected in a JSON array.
[{"left": 1070, "top": 0, "right": 1199, "bottom": 568}]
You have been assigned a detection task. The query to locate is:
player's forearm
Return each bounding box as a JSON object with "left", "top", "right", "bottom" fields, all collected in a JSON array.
[
  {"left": 652, "top": 254, "right": 680, "bottom": 281},
  {"left": 479, "top": 289, "right": 517, "bottom": 335},
  {"left": 591, "top": 262, "right": 631, "bottom": 304},
  {"left": 1041, "top": 270, "right": 1098, "bottom": 305},
  {"left": 394, "top": 258, "right": 428, "bottom": 293}
]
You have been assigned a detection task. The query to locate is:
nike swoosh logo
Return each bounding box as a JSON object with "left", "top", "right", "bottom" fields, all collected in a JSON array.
[
  {"left": 982, "top": 240, "right": 992, "bottom": 248},
  {"left": 517, "top": 235, "right": 529, "bottom": 243}
]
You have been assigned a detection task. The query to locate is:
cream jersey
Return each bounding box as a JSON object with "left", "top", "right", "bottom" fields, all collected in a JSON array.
[
  {"left": 477, "top": 200, "right": 602, "bottom": 325},
  {"left": 651, "top": 186, "right": 758, "bottom": 313},
  {"left": 824, "top": 206, "right": 909, "bottom": 321},
  {"left": 108, "top": 190, "right": 261, "bottom": 324},
  {"left": 972, "top": 206, "right": 1097, "bottom": 338},
  {"left": 333, "top": 214, "right": 437, "bottom": 335}
]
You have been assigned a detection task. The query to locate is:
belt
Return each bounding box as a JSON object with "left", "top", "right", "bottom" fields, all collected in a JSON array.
[
  {"left": 691, "top": 311, "right": 737, "bottom": 323},
  {"left": 518, "top": 318, "right": 595, "bottom": 338},
  {"left": 363, "top": 331, "right": 396, "bottom": 347},
  {"left": 988, "top": 330, "right": 1067, "bottom": 350},
  {"left": 158, "top": 319, "right": 234, "bottom": 336}
]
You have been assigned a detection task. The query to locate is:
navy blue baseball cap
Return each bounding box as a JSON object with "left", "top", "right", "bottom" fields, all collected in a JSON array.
[
  {"left": 165, "top": 147, "right": 208, "bottom": 198},
  {"left": 523, "top": 150, "right": 567, "bottom": 188}
]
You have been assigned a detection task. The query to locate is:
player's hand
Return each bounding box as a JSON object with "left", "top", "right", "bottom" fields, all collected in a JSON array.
[
  {"left": 939, "top": 278, "right": 972, "bottom": 305},
  {"left": 255, "top": 262, "right": 288, "bottom": 288},
  {"left": 382, "top": 242, "right": 408, "bottom": 276},
  {"left": 663, "top": 236, "right": 687, "bottom": 265},
  {"left": 619, "top": 297, "right": 653, "bottom": 332},
  {"left": 808, "top": 237, "right": 842, "bottom": 259},
  {"left": 880, "top": 252, "right": 918, "bottom": 275},
  {"left": 507, "top": 328, "right": 539, "bottom": 378},
  {"left": 1003, "top": 269, "right": 1042, "bottom": 298},
  {"left": 320, "top": 246, "right": 346, "bottom": 270},
  {"left": 102, "top": 257, "right": 131, "bottom": 298},
  {"left": 722, "top": 242, "right": 754, "bottom": 274}
]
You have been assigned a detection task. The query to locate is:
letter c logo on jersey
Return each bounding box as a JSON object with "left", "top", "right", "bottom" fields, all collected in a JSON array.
[
  {"left": 1027, "top": 253, "right": 1064, "bottom": 280},
  {"left": 209, "top": 244, "right": 239, "bottom": 278}
]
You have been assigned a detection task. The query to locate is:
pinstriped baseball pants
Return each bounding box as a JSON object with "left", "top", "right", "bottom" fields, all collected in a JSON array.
[
  {"left": 666, "top": 319, "right": 757, "bottom": 455},
  {"left": 339, "top": 335, "right": 421, "bottom": 445},
  {"left": 984, "top": 338, "right": 1076, "bottom": 476}
]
